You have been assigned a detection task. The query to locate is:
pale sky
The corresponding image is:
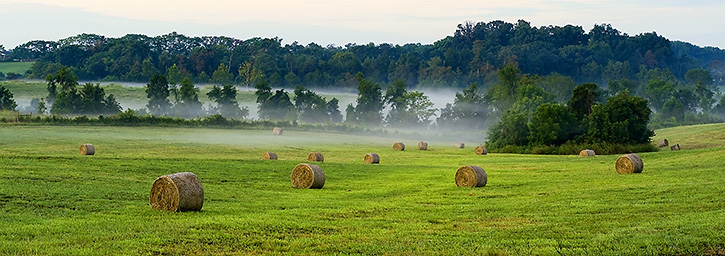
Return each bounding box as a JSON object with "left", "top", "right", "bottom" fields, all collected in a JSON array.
[{"left": 1, "top": 0, "right": 724, "bottom": 49}]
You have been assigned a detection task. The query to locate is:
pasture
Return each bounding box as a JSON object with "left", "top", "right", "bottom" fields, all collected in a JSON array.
[
  {"left": 0, "top": 124, "right": 724, "bottom": 255},
  {"left": 0, "top": 62, "right": 33, "bottom": 75}
]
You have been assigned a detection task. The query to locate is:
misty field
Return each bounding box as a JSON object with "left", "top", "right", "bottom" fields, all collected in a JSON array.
[
  {"left": 1, "top": 80, "right": 362, "bottom": 118},
  {"left": 1, "top": 124, "right": 724, "bottom": 255}
]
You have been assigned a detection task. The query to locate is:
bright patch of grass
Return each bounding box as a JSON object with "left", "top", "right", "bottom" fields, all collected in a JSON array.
[
  {"left": 0, "top": 125, "right": 723, "bottom": 255},
  {"left": 652, "top": 122, "right": 725, "bottom": 149},
  {"left": 0, "top": 62, "right": 34, "bottom": 74}
]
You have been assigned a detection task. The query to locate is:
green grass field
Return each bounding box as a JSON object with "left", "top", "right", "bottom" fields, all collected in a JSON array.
[
  {"left": 0, "top": 62, "right": 34, "bottom": 75},
  {"left": 1, "top": 124, "right": 724, "bottom": 255}
]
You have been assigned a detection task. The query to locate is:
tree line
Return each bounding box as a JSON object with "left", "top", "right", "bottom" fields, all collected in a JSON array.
[{"left": 4, "top": 20, "right": 725, "bottom": 90}]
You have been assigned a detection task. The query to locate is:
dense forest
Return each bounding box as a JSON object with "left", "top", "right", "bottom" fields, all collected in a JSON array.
[{"left": 3, "top": 20, "right": 725, "bottom": 89}]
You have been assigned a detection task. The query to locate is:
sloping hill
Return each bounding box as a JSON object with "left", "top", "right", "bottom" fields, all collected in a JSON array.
[{"left": 652, "top": 123, "right": 725, "bottom": 150}]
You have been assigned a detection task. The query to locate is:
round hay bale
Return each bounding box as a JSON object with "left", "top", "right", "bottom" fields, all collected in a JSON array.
[
  {"left": 579, "top": 149, "right": 596, "bottom": 157},
  {"left": 364, "top": 153, "right": 380, "bottom": 164},
  {"left": 615, "top": 153, "right": 644, "bottom": 174},
  {"left": 455, "top": 165, "right": 487, "bottom": 187},
  {"left": 670, "top": 144, "right": 681, "bottom": 151},
  {"left": 291, "top": 163, "right": 325, "bottom": 189},
  {"left": 262, "top": 152, "right": 278, "bottom": 160},
  {"left": 308, "top": 152, "right": 324, "bottom": 162},
  {"left": 393, "top": 142, "right": 405, "bottom": 151},
  {"left": 80, "top": 144, "right": 95, "bottom": 156},
  {"left": 657, "top": 139, "right": 669, "bottom": 147},
  {"left": 417, "top": 141, "right": 428, "bottom": 150},
  {"left": 475, "top": 145, "right": 488, "bottom": 155},
  {"left": 149, "top": 172, "right": 204, "bottom": 212},
  {"left": 455, "top": 142, "right": 465, "bottom": 149},
  {"left": 273, "top": 127, "right": 283, "bottom": 135}
]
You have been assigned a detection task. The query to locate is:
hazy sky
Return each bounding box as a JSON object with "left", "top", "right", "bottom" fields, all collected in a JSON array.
[{"left": 1, "top": 0, "right": 724, "bottom": 49}]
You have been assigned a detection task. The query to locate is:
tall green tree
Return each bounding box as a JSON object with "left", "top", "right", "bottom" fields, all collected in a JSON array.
[
  {"left": 78, "top": 83, "right": 121, "bottom": 114},
  {"left": 587, "top": 91, "right": 654, "bottom": 145},
  {"left": 45, "top": 67, "right": 120, "bottom": 115},
  {"left": 146, "top": 74, "right": 172, "bottom": 116},
  {"left": 694, "top": 83, "right": 716, "bottom": 111},
  {"left": 384, "top": 79, "right": 436, "bottom": 126},
  {"left": 397, "top": 91, "right": 436, "bottom": 126},
  {"left": 207, "top": 85, "right": 248, "bottom": 119},
  {"left": 645, "top": 79, "right": 676, "bottom": 111},
  {"left": 384, "top": 79, "right": 408, "bottom": 112},
  {"left": 684, "top": 68, "right": 713, "bottom": 87},
  {"left": 166, "top": 64, "right": 184, "bottom": 85},
  {"left": 327, "top": 98, "right": 343, "bottom": 123},
  {"left": 255, "top": 78, "right": 294, "bottom": 120},
  {"left": 351, "top": 72, "right": 383, "bottom": 125},
  {"left": 0, "top": 85, "right": 18, "bottom": 111},
  {"left": 487, "top": 63, "right": 522, "bottom": 112},
  {"left": 212, "top": 63, "right": 234, "bottom": 85},
  {"left": 567, "top": 83, "right": 601, "bottom": 121},
  {"left": 437, "top": 82, "right": 490, "bottom": 130},
  {"left": 384, "top": 79, "right": 409, "bottom": 125},
  {"left": 239, "top": 61, "right": 263, "bottom": 86},
  {"left": 661, "top": 97, "right": 685, "bottom": 121},
  {"left": 607, "top": 78, "right": 638, "bottom": 97},
  {"left": 539, "top": 73, "right": 576, "bottom": 103},
  {"left": 485, "top": 111, "right": 530, "bottom": 149},
  {"left": 45, "top": 66, "right": 78, "bottom": 105},
  {"left": 294, "top": 85, "right": 329, "bottom": 123},
  {"left": 528, "top": 103, "right": 578, "bottom": 146},
  {"left": 260, "top": 89, "right": 295, "bottom": 120},
  {"left": 172, "top": 77, "right": 204, "bottom": 118}
]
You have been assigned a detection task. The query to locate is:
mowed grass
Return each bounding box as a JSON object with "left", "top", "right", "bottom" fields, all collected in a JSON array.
[
  {"left": 0, "top": 62, "right": 34, "bottom": 75},
  {"left": 0, "top": 125, "right": 724, "bottom": 255},
  {"left": 653, "top": 122, "right": 725, "bottom": 149}
]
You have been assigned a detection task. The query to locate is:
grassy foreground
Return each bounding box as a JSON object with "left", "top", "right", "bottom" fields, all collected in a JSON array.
[{"left": 0, "top": 124, "right": 724, "bottom": 255}]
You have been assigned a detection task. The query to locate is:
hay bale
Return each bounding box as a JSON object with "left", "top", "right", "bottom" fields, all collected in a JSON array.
[
  {"left": 262, "top": 152, "right": 278, "bottom": 160},
  {"left": 475, "top": 145, "right": 488, "bottom": 155},
  {"left": 579, "top": 149, "right": 596, "bottom": 157},
  {"left": 308, "top": 152, "right": 324, "bottom": 162},
  {"left": 364, "top": 153, "right": 380, "bottom": 164},
  {"left": 273, "top": 127, "right": 283, "bottom": 135},
  {"left": 670, "top": 144, "right": 681, "bottom": 151},
  {"left": 417, "top": 141, "right": 428, "bottom": 150},
  {"left": 455, "top": 165, "right": 487, "bottom": 187},
  {"left": 149, "top": 172, "right": 204, "bottom": 212},
  {"left": 455, "top": 142, "right": 465, "bottom": 149},
  {"left": 657, "top": 139, "right": 669, "bottom": 147},
  {"left": 393, "top": 142, "right": 405, "bottom": 151},
  {"left": 80, "top": 144, "right": 95, "bottom": 156},
  {"left": 615, "top": 153, "right": 644, "bottom": 174},
  {"left": 291, "top": 163, "right": 325, "bottom": 189}
]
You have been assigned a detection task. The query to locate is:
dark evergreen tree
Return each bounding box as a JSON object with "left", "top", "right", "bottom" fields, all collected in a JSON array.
[
  {"left": 173, "top": 77, "right": 204, "bottom": 118},
  {"left": 145, "top": 74, "right": 172, "bottom": 116},
  {"left": 0, "top": 85, "right": 17, "bottom": 111}
]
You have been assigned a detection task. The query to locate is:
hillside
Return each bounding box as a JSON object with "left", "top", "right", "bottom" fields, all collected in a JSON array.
[
  {"left": 652, "top": 122, "right": 725, "bottom": 150},
  {"left": 5, "top": 20, "right": 725, "bottom": 90}
]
